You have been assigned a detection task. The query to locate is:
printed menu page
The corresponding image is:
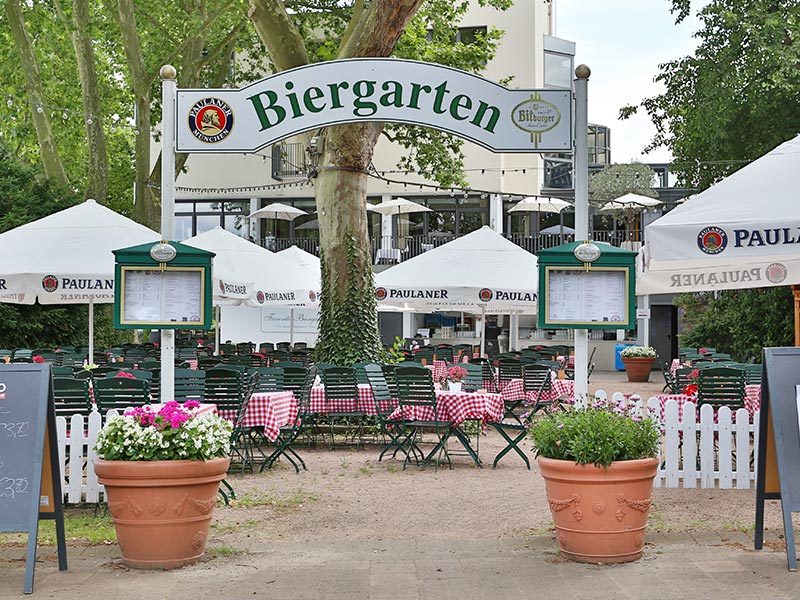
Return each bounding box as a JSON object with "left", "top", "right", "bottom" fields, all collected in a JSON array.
[
  {"left": 547, "top": 269, "right": 626, "bottom": 323},
  {"left": 123, "top": 269, "right": 202, "bottom": 323}
]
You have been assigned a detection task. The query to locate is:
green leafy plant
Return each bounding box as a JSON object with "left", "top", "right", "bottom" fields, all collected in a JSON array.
[
  {"left": 529, "top": 401, "right": 659, "bottom": 468},
  {"left": 620, "top": 346, "right": 657, "bottom": 359},
  {"left": 381, "top": 336, "right": 407, "bottom": 364}
]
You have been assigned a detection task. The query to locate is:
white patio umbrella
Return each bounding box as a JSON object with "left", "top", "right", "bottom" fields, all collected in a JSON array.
[
  {"left": 0, "top": 198, "right": 160, "bottom": 360},
  {"left": 508, "top": 197, "right": 571, "bottom": 214},
  {"left": 599, "top": 193, "right": 662, "bottom": 243},
  {"left": 248, "top": 202, "right": 307, "bottom": 221},
  {"left": 183, "top": 228, "right": 316, "bottom": 351},
  {"left": 367, "top": 197, "right": 432, "bottom": 216},
  {"left": 276, "top": 246, "right": 321, "bottom": 344}
]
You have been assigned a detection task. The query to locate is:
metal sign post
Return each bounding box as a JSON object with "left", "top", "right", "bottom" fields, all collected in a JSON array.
[
  {"left": 573, "top": 65, "right": 590, "bottom": 402},
  {"left": 160, "top": 65, "right": 177, "bottom": 402}
]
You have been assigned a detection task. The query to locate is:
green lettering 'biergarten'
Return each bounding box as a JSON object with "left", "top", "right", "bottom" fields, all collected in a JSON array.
[{"left": 246, "top": 78, "right": 501, "bottom": 134}]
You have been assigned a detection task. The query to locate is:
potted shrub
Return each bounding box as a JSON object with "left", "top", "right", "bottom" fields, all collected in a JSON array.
[
  {"left": 620, "top": 346, "right": 657, "bottom": 382},
  {"left": 93, "top": 401, "right": 233, "bottom": 569},
  {"left": 530, "top": 400, "right": 660, "bottom": 564}
]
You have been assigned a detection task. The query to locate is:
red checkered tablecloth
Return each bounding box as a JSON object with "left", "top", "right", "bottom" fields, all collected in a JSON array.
[
  {"left": 500, "top": 377, "right": 574, "bottom": 404},
  {"left": 656, "top": 384, "right": 760, "bottom": 422},
  {"left": 388, "top": 390, "right": 503, "bottom": 425},
  {"left": 309, "top": 384, "right": 395, "bottom": 415},
  {"left": 217, "top": 391, "right": 297, "bottom": 442}
]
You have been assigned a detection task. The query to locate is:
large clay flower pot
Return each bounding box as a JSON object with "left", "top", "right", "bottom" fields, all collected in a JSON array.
[
  {"left": 538, "top": 456, "right": 658, "bottom": 564},
  {"left": 95, "top": 457, "right": 229, "bottom": 569},
  {"left": 621, "top": 357, "right": 656, "bottom": 382}
]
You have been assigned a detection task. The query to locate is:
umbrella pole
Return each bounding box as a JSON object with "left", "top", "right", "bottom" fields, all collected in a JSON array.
[
  {"left": 88, "top": 296, "right": 94, "bottom": 365},
  {"left": 793, "top": 286, "right": 800, "bottom": 346},
  {"left": 290, "top": 308, "right": 295, "bottom": 345},
  {"left": 480, "top": 306, "right": 486, "bottom": 358}
]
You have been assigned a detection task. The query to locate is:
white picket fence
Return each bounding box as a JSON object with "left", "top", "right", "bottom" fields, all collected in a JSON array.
[
  {"left": 595, "top": 391, "right": 758, "bottom": 489},
  {"left": 54, "top": 395, "right": 759, "bottom": 504},
  {"left": 55, "top": 409, "right": 118, "bottom": 504}
]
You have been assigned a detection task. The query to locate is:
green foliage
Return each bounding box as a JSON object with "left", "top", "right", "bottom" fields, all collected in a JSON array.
[
  {"left": 381, "top": 336, "right": 407, "bottom": 364},
  {"left": 588, "top": 163, "right": 658, "bottom": 204},
  {"left": 676, "top": 289, "right": 793, "bottom": 362},
  {"left": 621, "top": 1, "right": 800, "bottom": 189},
  {"left": 530, "top": 402, "right": 660, "bottom": 468},
  {"left": 314, "top": 236, "right": 382, "bottom": 365}
]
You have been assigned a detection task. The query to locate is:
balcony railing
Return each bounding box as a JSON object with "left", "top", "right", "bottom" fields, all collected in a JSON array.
[{"left": 261, "top": 230, "right": 642, "bottom": 263}]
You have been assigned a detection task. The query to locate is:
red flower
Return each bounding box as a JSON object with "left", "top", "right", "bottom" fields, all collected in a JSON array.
[{"left": 683, "top": 383, "right": 698, "bottom": 396}]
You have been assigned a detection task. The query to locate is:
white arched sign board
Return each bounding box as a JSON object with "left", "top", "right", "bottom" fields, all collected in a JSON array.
[{"left": 175, "top": 58, "right": 572, "bottom": 154}]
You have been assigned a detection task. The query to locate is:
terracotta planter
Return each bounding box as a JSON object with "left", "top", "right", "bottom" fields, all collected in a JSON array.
[
  {"left": 95, "top": 457, "right": 229, "bottom": 569},
  {"left": 538, "top": 456, "right": 658, "bottom": 564},
  {"left": 621, "top": 357, "right": 656, "bottom": 382}
]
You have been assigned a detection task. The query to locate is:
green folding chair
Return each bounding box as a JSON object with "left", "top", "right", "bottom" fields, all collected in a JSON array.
[
  {"left": 93, "top": 377, "right": 150, "bottom": 412},
  {"left": 262, "top": 368, "right": 316, "bottom": 473},
  {"left": 364, "top": 364, "right": 403, "bottom": 461},
  {"left": 52, "top": 377, "right": 92, "bottom": 417}
]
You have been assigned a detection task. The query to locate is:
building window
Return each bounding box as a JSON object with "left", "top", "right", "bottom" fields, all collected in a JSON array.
[
  {"left": 173, "top": 200, "right": 249, "bottom": 240},
  {"left": 455, "top": 26, "right": 487, "bottom": 45},
  {"left": 544, "top": 51, "right": 573, "bottom": 89}
]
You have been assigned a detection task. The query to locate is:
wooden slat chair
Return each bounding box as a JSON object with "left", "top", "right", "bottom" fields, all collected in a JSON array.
[
  {"left": 52, "top": 377, "right": 92, "bottom": 418},
  {"left": 218, "top": 342, "right": 236, "bottom": 355},
  {"left": 321, "top": 366, "right": 364, "bottom": 448},
  {"left": 364, "top": 364, "right": 403, "bottom": 461},
  {"left": 469, "top": 357, "right": 496, "bottom": 392},
  {"left": 737, "top": 364, "right": 762, "bottom": 385},
  {"left": 453, "top": 344, "right": 473, "bottom": 362},
  {"left": 262, "top": 368, "right": 316, "bottom": 473},
  {"left": 276, "top": 341, "right": 292, "bottom": 351},
  {"left": 679, "top": 347, "right": 697, "bottom": 356},
  {"left": 245, "top": 353, "right": 265, "bottom": 367},
  {"left": 258, "top": 342, "right": 275, "bottom": 354},
  {"left": 394, "top": 364, "right": 453, "bottom": 470},
  {"left": 247, "top": 367, "right": 284, "bottom": 393},
  {"left": 382, "top": 364, "right": 398, "bottom": 398},
  {"left": 37, "top": 352, "right": 62, "bottom": 366},
  {"left": 198, "top": 356, "right": 219, "bottom": 370},
  {"left": 91, "top": 365, "right": 125, "bottom": 378},
  {"left": 270, "top": 350, "right": 292, "bottom": 366},
  {"left": 521, "top": 364, "right": 556, "bottom": 415},
  {"left": 710, "top": 352, "right": 732, "bottom": 361},
  {"left": 697, "top": 366, "right": 746, "bottom": 410},
  {"left": 205, "top": 368, "right": 258, "bottom": 473},
  {"left": 459, "top": 363, "right": 483, "bottom": 393},
  {"left": 93, "top": 377, "right": 150, "bottom": 412},
  {"left": 223, "top": 355, "right": 252, "bottom": 369},
  {"left": 281, "top": 366, "right": 309, "bottom": 395},
  {"left": 52, "top": 366, "right": 74, "bottom": 377},
  {"left": 700, "top": 347, "right": 718, "bottom": 356},
  {"left": 235, "top": 341, "right": 255, "bottom": 355},
  {"left": 496, "top": 357, "right": 522, "bottom": 393},
  {"left": 413, "top": 347, "right": 434, "bottom": 365},
  {"left": 290, "top": 350, "right": 310, "bottom": 365},
  {"left": 673, "top": 367, "right": 695, "bottom": 393},
  {"left": 174, "top": 368, "right": 205, "bottom": 401},
  {"left": 13, "top": 348, "right": 32, "bottom": 360},
  {"left": 176, "top": 347, "right": 198, "bottom": 362},
  {"left": 661, "top": 359, "right": 677, "bottom": 393},
  {"left": 434, "top": 345, "right": 454, "bottom": 363},
  {"left": 353, "top": 362, "right": 380, "bottom": 385}
]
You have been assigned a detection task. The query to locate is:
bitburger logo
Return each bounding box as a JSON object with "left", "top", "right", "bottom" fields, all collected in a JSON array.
[
  {"left": 188, "top": 97, "right": 234, "bottom": 143},
  {"left": 42, "top": 274, "right": 59, "bottom": 293},
  {"left": 256, "top": 291, "right": 265, "bottom": 304},
  {"left": 697, "top": 226, "right": 728, "bottom": 255},
  {"left": 478, "top": 288, "right": 493, "bottom": 303},
  {"left": 375, "top": 287, "right": 388, "bottom": 301},
  {"left": 766, "top": 262, "right": 788, "bottom": 284}
]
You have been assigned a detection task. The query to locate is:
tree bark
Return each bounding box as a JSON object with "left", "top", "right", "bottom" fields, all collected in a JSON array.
[
  {"left": 71, "top": 0, "right": 109, "bottom": 203},
  {"left": 5, "top": 0, "right": 69, "bottom": 187}
]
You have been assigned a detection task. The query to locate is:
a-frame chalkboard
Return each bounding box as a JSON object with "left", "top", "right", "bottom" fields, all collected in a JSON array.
[{"left": 0, "top": 363, "right": 67, "bottom": 593}]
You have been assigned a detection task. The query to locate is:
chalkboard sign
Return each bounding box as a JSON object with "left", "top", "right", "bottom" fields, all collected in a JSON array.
[
  {"left": 754, "top": 347, "right": 800, "bottom": 571},
  {"left": 0, "top": 364, "right": 66, "bottom": 593}
]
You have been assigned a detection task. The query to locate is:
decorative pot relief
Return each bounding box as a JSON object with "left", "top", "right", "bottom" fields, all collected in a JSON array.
[
  {"left": 592, "top": 502, "right": 606, "bottom": 515},
  {"left": 190, "top": 497, "right": 216, "bottom": 515},
  {"left": 548, "top": 494, "right": 580, "bottom": 512},
  {"left": 147, "top": 499, "right": 167, "bottom": 516},
  {"left": 191, "top": 531, "right": 206, "bottom": 550}
]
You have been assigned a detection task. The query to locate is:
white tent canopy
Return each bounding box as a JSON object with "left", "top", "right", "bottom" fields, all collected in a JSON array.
[
  {"left": 374, "top": 226, "right": 538, "bottom": 314},
  {"left": 0, "top": 199, "right": 160, "bottom": 305},
  {"left": 638, "top": 135, "right": 800, "bottom": 294},
  {"left": 600, "top": 193, "right": 662, "bottom": 211},
  {"left": 183, "top": 228, "right": 318, "bottom": 308}
]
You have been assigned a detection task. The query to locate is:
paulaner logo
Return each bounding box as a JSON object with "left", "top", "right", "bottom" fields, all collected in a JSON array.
[{"left": 188, "top": 98, "right": 234, "bottom": 143}]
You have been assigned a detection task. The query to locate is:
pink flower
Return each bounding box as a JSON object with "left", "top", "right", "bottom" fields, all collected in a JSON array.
[
  {"left": 32, "top": 355, "right": 45, "bottom": 363},
  {"left": 447, "top": 366, "right": 468, "bottom": 382},
  {"left": 115, "top": 371, "right": 136, "bottom": 379},
  {"left": 182, "top": 400, "right": 200, "bottom": 410}
]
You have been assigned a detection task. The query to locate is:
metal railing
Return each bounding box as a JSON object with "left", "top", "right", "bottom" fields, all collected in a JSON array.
[{"left": 264, "top": 229, "right": 642, "bottom": 263}]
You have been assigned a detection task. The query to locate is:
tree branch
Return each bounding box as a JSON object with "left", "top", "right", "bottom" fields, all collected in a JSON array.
[
  {"left": 248, "top": 0, "right": 309, "bottom": 71},
  {"left": 338, "top": 0, "right": 424, "bottom": 58}
]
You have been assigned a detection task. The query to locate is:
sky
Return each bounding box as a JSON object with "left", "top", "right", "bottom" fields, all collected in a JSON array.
[{"left": 555, "top": 0, "right": 705, "bottom": 163}]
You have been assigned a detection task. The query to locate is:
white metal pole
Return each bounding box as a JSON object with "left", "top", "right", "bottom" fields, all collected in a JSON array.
[
  {"left": 480, "top": 306, "right": 486, "bottom": 357},
  {"left": 160, "top": 65, "right": 177, "bottom": 401},
  {"left": 290, "top": 308, "right": 295, "bottom": 344},
  {"left": 573, "top": 65, "right": 591, "bottom": 404},
  {"left": 88, "top": 296, "right": 94, "bottom": 364},
  {"left": 640, "top": 295, "right": 651, "bottom": 347},
  {"left": 215, "top": 305, "right": 221, "bottom": 354}
]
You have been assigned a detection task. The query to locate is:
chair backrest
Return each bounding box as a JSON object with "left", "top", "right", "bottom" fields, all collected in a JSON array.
[
  {"left": 697, "top": 366, "right": 746, "bottom": 407},
  {"left": 395, "top": 364, "right": 436, "bottom": 407},
  {"left": 37, "top": 352, "right": 62, "bottom": 365},
  {"left": 737, "top": 363, "right": 762, "bottom": 385},
  {"left": 381, "top": 363, "right": 398, "bottom": 397},
  {"left": 13, "top": 348, "right": 32, "bottom": 359},
  {"left": 434, "top": 345, "right": 454, "bottom": 363},
  {"left": 204, "top": 368, "right": 243, "bottom": 411},
  {"left": 364, "top": 364, "right": 396, "bottom": 416},
  {"left": 276, "top": 341, "right": 292, "bottom": 351},
  {"left": 293, "top": 342, "right": 308, "bottom": 350},
  {"left": 497, "top": 358, "right": 522, "bottom": 388},
  {"left": 52, "top": 365, "right": 74, "bottom": 377},
  {"left": 461, "top": 363, "right": 484, "bottom": 392},
  {"left": 270, "top": 350, "right": 292, "bottom": 365},
  {"left": 469, "top": 357, "right": 495, "bottom": 392},
  {"left": 353, "top": 362, "right": 380, "bottom": 385},
  {"left": 174, "top": 368, "right": 205, "bottom": 401},
  {"left": 247, "top": 367, "right": 284, "bottom": 393},
  {"left": 218, "top": 342, "right": 236, "bottom": 355},
  {"left": 413, "top": 347, "right": 434, "bottom": 364},
  {"left": 710, "top": 353, "right": 732, "bottom": 361},
  {"left": 108, "top": 369, "right": 152, "bottom": 381},
  {"left": 522, "top": 363, "right": 553, "bottom": 393},
  {"left": 235, "top": 341, "right": 255, "bottom": 355},
  {"left": 281, "top": 366, "right": 309, "bottom": 394},
  {"left": 52, "top": 377, "right": 91, "bottom": 417},
  {"left": 91, "top": 366, "right": 123, "bottom": 378},
  {"left": 93, "top": 377, "right": 150, "bottom": 412},
  {"left": 320, "top": 367, "right": 358, "bottom": 401},
  {"left": 673, "top": 367, "right": 694, "bottom": 392},
  {"left": 294, "top": 367, "right": 317, "bottom": 417}
]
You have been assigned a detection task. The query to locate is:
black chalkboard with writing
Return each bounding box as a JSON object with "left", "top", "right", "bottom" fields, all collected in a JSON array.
[
  {"left": 755, "top": 347, "right": 800, "bottom": 571},
  {"left": 0, "top": 363, "right": 66, "bottom": 593}
]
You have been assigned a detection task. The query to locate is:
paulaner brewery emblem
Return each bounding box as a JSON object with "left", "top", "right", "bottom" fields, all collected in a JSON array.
[
  {"left": 42, "top": 275, "right": 58, "bottom": 293},
  {"left": 766, "top": 262, "right": 788, "bottom": 284},
  {"left": 478, "top": 288, "right": 493, "bottom": 302},
  {"left": 188, "top": 98, "right": 234, "bottom": 143},
  {"left": 375, "top": 287, "right": 388, "bottom": 301},
  {"left": 697, "top": 226, "right": 728, "bottom": 255}
]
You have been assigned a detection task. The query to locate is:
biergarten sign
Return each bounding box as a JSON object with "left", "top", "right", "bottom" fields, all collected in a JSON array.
[{"left": 176, "top": 58, "right": 572, "bottom": 154}]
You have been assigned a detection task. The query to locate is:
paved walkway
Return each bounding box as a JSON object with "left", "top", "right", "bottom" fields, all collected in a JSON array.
[{"left": 2, "top": 532, "right": 798, "bottom": 599}]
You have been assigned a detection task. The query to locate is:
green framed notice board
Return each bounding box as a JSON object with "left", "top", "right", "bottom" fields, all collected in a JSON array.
[
  {"left": 113, "top": 241, "right": 214, "bottom": 330},
  {"left": 537, "top": 241, "right": 637, "bottom": 330}
]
